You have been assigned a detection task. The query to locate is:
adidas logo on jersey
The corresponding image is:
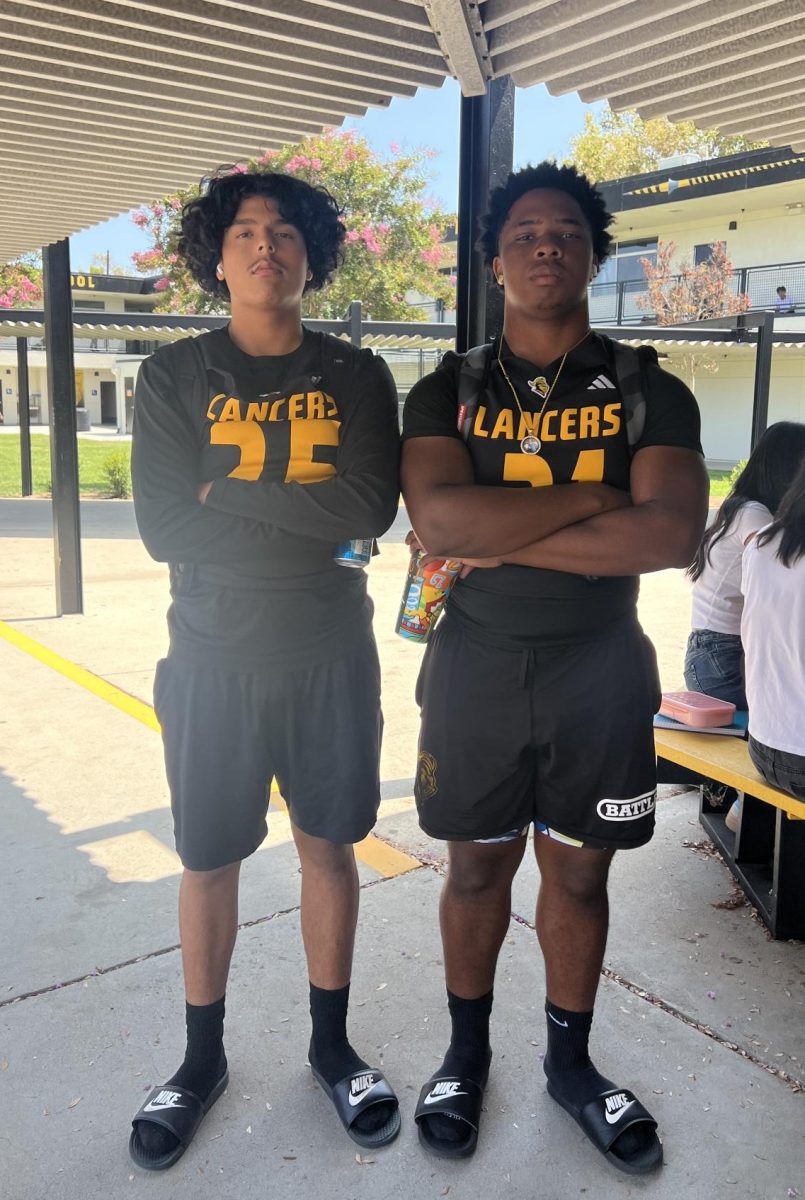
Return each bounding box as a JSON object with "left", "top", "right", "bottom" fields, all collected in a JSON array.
[{"left": 587, "top": 374, "right": 616, "bottom": 390}]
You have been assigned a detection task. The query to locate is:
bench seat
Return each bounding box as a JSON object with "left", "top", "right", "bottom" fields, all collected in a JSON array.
[
  {"left": 654, "top": 728, "right": 805, "bottom": 820},
  {"left": 655, "top": 729, "right": 805, "bottom": 940}
]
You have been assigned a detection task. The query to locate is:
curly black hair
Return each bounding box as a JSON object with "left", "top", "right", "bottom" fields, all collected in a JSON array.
[
  {"left": 477, "top": 162, "right": 614, "bottom": 267},
  {"left": 178, "top": 168, "right": 346, "bottom": 299}
]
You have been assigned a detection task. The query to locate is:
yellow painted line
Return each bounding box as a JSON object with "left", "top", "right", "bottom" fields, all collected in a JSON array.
[
  {"left": 0, "top": 619, "right": 160, "bottom": 732},
  {"left": 0, "top": 619, "right": 423, "bottom": 877},
  {"left": 270, "top": 792, "right": 421, "bottom": 879}
]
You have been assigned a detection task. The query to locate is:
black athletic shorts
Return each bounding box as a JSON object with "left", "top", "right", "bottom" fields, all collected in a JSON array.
[
  {"left": 154, "top": 640, "right": 383, "bottom": 871},
  {"left": 414, "top": 616, "right": 661, "bottom": 849}
]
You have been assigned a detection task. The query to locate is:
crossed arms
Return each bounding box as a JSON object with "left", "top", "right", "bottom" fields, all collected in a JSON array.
[{"left": 401, "top": 436, "right": 709, "bottom": 576}]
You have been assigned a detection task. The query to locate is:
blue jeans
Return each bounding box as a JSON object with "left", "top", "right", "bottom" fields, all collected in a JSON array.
[
  {"left": 683, "top": 630, "right": 747, "bottom": 710},
  {"left": 749, "top": 736, "right": 805, "bottom": 802}
]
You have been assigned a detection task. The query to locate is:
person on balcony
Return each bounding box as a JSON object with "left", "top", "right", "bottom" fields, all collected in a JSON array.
[{"left": 774, "top": 285, "right": 795, "bottom": 313}]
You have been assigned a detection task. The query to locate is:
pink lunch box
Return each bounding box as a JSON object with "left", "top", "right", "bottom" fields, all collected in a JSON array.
[{"left": 659, "top": 691, "right": 736, "bottom": 727}]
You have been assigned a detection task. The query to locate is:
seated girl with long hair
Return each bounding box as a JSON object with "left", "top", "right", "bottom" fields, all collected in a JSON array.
[
  {"left": 741, "top": 458, "right": 805, "bottom": 801},
  {"left": 685, "top": 422, "right": 805, "bottom": 709}
]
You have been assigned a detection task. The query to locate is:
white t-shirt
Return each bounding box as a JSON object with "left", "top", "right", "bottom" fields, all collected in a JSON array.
[
  {"left": 741, "top": 531, "right": 805, "bottom": 755},
  {"left": 691, "top": 500, "right": 772, "bottom": 634}
]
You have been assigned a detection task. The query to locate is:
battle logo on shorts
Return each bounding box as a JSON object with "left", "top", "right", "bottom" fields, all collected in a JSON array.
[
  {"left": 596, "top": 790, "right": 656, "bottom": 822},
  {"left": 416, "top": 751, "right": 439, "bottom": 801}
]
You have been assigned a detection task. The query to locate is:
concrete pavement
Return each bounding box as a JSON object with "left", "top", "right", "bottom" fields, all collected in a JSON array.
[
  {"left": 1, "top": 500, "right": 803, "bottom": 1199},
  {"left": 0, "top": 498, "right": 414, "bottom": 544}
]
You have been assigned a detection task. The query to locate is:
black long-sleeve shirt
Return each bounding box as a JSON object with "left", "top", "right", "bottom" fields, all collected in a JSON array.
[{"left": 132, "top": 327, "right": 400, "bottom": 670}]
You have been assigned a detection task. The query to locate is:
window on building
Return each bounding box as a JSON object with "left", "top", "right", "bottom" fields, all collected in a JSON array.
[
  {"left": 72, "top": 298, "right": 105, "bottom": 311},
  {"left": 694, "top": 243, "right": 716, "bottom": 265},
  {"left": 594, "top": 238, "right": 657, "bottom": 287}
]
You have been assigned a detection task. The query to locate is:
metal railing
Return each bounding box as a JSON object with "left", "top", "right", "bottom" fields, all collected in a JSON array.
[
  {"left": 0, "top": 336, "right": 158, "bottom": 354},
  {"left": 589, "top": 260, "right": 805, "bottom": 325}
]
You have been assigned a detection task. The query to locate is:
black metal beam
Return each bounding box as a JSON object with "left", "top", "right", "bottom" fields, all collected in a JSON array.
[
  {"left": 455, "top": 76, "right": 515, "bottom": 353},
  {"left": 750, "top": 311, "right": 775, "bottom": 450},
  {"left": 16, "top": 337, "right": 32, "bottom": 497},
  {"left": 43, "top": 238, "right": 83, "bottom": 615},
  {"left": 348, "top": 300, "right": 362, "bottom": 347}
]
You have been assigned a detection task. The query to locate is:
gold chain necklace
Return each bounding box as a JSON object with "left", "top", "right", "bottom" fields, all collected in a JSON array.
[{"left": 496, "top": 331, "right": 591, "bottom": 455}]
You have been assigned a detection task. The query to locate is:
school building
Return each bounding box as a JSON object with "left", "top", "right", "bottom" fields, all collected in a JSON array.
[
  {"left": 590, "top": 145, "right": 805, "bottom": 466},
  {"left": 3, "top": 146, "right": 804, "bottom": 466},
  {"left": 0, "top": 272, "right": 162, "bottom": 431}
]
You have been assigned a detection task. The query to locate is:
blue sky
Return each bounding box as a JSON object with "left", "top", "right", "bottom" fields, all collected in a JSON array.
[{"left": 70, "top": 79, "right": 602, "bottom": 271}]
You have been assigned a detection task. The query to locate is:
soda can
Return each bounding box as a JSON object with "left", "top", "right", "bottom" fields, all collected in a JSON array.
[
  {"left": 333, "top": 538, "right": 373, "bottom": 568},
  {"left": 395, "top": 550, "right": 462, "bottom": 643}
]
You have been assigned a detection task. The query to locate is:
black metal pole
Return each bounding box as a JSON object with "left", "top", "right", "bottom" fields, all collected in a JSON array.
[
  {"left": 750, "top": 311, "right": 775, "bottom": 450},
  {"left": 456, "top": 76, "right": 515, "bottom": 353},
  {"left": 16, "top": 337, "right": 33, "bottom": 497},
  {"left": 348, "top": 299, "right": 362, "bottom": 347},
  {"left": 43, "top": 238, "right": 83, "bottom": 615}
]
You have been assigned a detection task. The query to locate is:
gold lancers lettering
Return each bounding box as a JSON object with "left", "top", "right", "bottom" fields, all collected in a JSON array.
[
  {"left": 472, "top": 402, "right": 622, "bottom": 442},
  {"left": 206, "top": 390, "right": 338, "bottom": 423},
  {"left": 206, "top": 390, "right": 340, "bottom": 484}
]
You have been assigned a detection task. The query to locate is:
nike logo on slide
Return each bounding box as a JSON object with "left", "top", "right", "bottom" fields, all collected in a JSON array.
[
  {"left": 143, "top": 1089, "right": 187, "bottom": 1113},
  {"left": 548, "top": 1012, "right": 569, "bottom": 1027},
  {"left": 423, "top": 1081, "right": 468, "bottom": 1105},
  {"left": 604, "top": 1094, "right": 635, "bottom": 1124},
  {"left": 348, "top": 1076, "right": 380, "bottom": 1107}
]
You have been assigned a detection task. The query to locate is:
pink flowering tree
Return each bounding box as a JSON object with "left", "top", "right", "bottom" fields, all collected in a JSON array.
[
  {"left": 0, "top": 255, "right": 43, "bottom": 309},
  {"left": 130, "top": 129, "right": 455, "bottom": 319},
  {"left": 637, "top": 241, "right": 751, "bottom": 391}
]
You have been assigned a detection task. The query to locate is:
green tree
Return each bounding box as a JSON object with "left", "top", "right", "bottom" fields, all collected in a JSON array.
[
  {"left": 569, "top": 108, "right": 767, "bottom": 183},
  {"left": 131, "top": 129, "right": 455, "bottom": 319},
  {"left": 0, "top": 254, "right": 43, "bottom": 310},
  {"left": 88, "top": 253, "right": 128, "bottom": 276}
]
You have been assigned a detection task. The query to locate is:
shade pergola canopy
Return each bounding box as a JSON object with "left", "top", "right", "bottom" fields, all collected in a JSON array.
[{"left": 2, "top": 0, "right": 804, "bottom": 262}]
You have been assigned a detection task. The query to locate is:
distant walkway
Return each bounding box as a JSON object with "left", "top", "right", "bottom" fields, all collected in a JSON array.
[{"left": 0, "top": 497, "right": 412, "bottom": 543}]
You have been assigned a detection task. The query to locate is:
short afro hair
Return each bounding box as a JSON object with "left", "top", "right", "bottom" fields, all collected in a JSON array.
[
  {"left": 477, "top": 162, "right": 613, "bottom": 267},
  {"left": 178, "top": 168, "right": 346, "bottom": 299}
]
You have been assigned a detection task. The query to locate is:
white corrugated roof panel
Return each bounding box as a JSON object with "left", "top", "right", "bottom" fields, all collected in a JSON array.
[{"left": 3, "top": 0, "right": 803, "bottom": 262}]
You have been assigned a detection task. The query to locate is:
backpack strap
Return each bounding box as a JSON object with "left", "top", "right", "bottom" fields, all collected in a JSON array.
[
  {"left": 602, "top": 335, "right": 657, "bottom": 455},
  {"left": 456, "top": 342, "right": 495, "bottom": 439},
  {"left": 319, "top": 331, "right": 355, "bottom": 378}
]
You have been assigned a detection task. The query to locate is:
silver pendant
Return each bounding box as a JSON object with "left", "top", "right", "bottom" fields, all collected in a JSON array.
[{"left": 521, "top": 434, "right": 541, "bottom": 455}]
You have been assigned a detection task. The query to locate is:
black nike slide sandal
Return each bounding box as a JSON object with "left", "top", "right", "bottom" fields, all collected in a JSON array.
[
  {"left": 546, "top": 1082, "right": 662, "bottom": 1176},
  {"left": 414, "top": 1070, "right": 488, "bottom": 1160},
  {"left": 129, "top": 1070, "right": 229, "bottom": 1171},
  {"left": 310, "top": 1065, "right": 401, "bottom": 1149}
]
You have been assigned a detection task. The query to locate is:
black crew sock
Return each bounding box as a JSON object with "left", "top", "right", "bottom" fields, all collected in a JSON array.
[
  {"left": 135, "top": 997, "right": 227, "bottom": 1159},
  {"left": 543, "top": 1000, "right": 611, "bottom": 1095},
  {"left": 543, "top": 1000, "right": 649, "bottom": 1160},
  {"left": 308, "top": 982, "right": 396, "bottom": 1135},
  {"left": 423, "top": 989, "right": 493, "bottom": 1145}
]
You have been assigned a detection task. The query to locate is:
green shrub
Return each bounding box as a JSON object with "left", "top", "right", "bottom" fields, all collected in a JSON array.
[
  {"left": 727, "top": 458, "right": 747, "bottom": 491},
  {"left": 102, "top": 449, "right": 131, "bottom": 499}
]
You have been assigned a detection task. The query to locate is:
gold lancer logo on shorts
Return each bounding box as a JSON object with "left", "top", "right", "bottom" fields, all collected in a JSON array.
[{"left": 416, "top": 751, "right": 438, "bottom": 801}]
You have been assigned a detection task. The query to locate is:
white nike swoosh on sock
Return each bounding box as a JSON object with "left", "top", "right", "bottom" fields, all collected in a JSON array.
[{"left": 548, "top": 1012, "right": 569, "bottom": 1027}]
